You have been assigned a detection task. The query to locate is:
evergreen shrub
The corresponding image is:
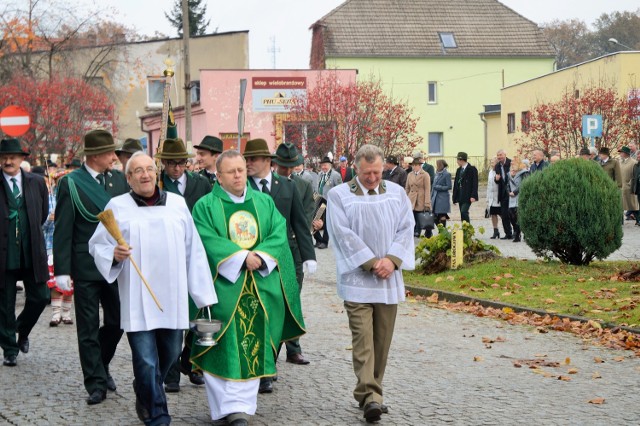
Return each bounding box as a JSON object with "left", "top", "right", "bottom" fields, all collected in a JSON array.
[{"left": 519, "top": 158, "right": 622, "bottom": 265}]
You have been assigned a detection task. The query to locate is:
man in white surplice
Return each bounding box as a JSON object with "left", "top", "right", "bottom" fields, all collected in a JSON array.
[
  {"left": 326, "top": 144, "right": 415, "bottom": 423},
  {"left": 89, "top": 152, "right": 217, "bottom": 425}
]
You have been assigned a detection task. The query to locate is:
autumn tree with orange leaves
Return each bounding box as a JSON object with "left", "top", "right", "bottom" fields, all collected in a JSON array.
[
  {"left": 284, "top": 73, "right": 423, "bottom": 163},
  {"left": 517, "top": 85, "right": 640, "bottom": 158},
  {"left": 0, "top": 74, "right": 116, "bottom": 163}
]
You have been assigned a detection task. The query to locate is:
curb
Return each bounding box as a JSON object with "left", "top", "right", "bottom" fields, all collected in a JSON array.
[{"left": 406, "top": 285, "right": 640, "bottom": 335}]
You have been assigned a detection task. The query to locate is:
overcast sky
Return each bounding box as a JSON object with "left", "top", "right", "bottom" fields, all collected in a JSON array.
[{"left": 96, "top": 0, "right": 640, "bottom": 69}]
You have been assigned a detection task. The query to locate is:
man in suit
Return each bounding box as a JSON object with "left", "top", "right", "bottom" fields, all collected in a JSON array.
[
  {"left": 314, "top": 156, "right": 342, "bottom": 249},
  {"left": 273, "top": 142, "right": 316, "bottom": 370},
  {"left": 244, "top": 138, "right": 317, "bottom": 394},
  {"left": 157, "top": 138, "right": 212, "bottom": 211},
  {"left": 382, "top": 156, "right": 407, "bottom": 188},
  {"left": 452, "top": 152, "right": 478, "bottom": 224},
  {"left": 294, "top": 162, "right": 319, "bottom": 192},
  {"left": 494, "top": 149, "right": 512, "bottom": 239},
  {"left": 336, "top": 156, "right": 355, "bottom": 182},
  {"left": 53, "top": 129, "right": 129, "bottom": 404},
  {"left": 0, "top": 138, "right": 49, "bottom": 367},
  {"left": 155, "top": 138, "right": 212, "bottom": 392},
  {"left": 194, "top": 135, "right": 224, "bottom": 187}
]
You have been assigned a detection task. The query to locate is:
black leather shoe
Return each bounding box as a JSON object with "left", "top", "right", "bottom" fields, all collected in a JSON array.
[
  {"left": 17, "top": 335, "right": 29, "bottom": 354},
  {"left": 286, "top": 353, "right": 310, "bottom": 365},
  {"left": 3, "top": 355, "right": 17, "bottom": 367},
  {"left": 500, "top": 235, "right": 513, "bottom": 240},
  {"left": 513, "top": 236, "right": 521, "bottom": 242},
  {"left": 164, "top": 382, "right": 180, "bottom": 393},
  {"left": 380, "top": 404, "right": 389, "bottom": 414},
  {"left": 189, "top": 370, "right": 205, "bottom": 385},
  {"left": 228, "top": 419, "right": 248, "bottom": 426},
  {"left": 363, "top": 402, "right": 382, "bottom": 423},
  {"left": 258, "top": 378, "right": 273, "bottom": 394},
  {"left": 86, "top": 389, "right": 106, "bottom": 405},
  {"left": 106, "top": 374, "right": 117, "bottom": 391},
  {"left": 316, "top": 243, "right": 328, "bottom": 249}
]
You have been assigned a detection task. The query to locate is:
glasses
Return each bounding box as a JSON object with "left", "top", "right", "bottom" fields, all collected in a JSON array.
[
  {"left": 131, "top": 166, "right": 157, "bottom": 176},
  {"left": 165, "top": 160, "right": 188, "bottom": 167}
]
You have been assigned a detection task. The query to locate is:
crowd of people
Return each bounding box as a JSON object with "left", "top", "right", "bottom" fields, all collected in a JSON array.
[
  {"left": 0, "top": 133, "right": 414, "bottom": 426},
  {"left": 5, "top": 128, "right": 637, "bottom": 425}
]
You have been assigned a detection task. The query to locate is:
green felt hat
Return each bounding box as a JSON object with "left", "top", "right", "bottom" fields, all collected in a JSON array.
[
  {"left": 0, "top": 138, "right": 29, "bottom": 156},
  {"left": 82, "top": 130, "right": 117, "bottom": 156},
  {"left": 193, "top": 135, "right": 223, "bottom": 154},
  {"left": 116, "top": 138, "right": 143, "bottom": 155},
  {"left": 154, "top": 138, "right": 194, "bottom": 160},
  {"left": 243, "top": 138, "right": 274, "bottom": 158},
  {"left": 273, "top": 142, "right": 303, "bottom": 167}
]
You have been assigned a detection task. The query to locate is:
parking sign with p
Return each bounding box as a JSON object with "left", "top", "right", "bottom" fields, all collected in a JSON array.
[{"left": 582, "top": 115, "right": 602, "bottom": 138}]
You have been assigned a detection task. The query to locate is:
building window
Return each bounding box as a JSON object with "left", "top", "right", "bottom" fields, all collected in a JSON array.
[
  {"left": 428, "top": 132, "right": 443, "bottom": 155},
  {"left": 438, "top": 32, "right": 457, "bottom": 48},
  {"left": 190, "top": 80, "right": 200, "bottom": 103},
  {"left": 428, "top": 82, "right": 437, "bottom": 104},
  {"left": 575, "top": 90, "right": 580, "bottom": 99},
  {"left": 146, "top": 77, "right": 165, "bottom": 108},
  {"left": 507, "top": 113, "right": 516, "bottom": 133},
  {"left": 521, "top": 111, "right": 531, "bottom": 132}
]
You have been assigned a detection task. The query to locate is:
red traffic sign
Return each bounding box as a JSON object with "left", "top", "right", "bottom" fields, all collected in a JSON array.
[{"left": 0, "top": 105, "right": 31, "bottom": 137}]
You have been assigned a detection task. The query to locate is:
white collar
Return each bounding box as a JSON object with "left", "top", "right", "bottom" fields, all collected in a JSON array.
[{"left": 222, "top": 185, "right": 246, "bottom": 203}]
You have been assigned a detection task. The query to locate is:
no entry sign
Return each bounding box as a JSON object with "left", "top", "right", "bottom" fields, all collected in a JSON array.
[{"left": 0, "top": 105, "right": 31, "bottom": 137}]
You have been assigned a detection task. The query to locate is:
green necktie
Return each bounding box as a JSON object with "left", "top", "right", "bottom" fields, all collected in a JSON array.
[
  {"left": 367, "top": 189, "right": 376, "bottom": 195},
  {"left": 260, "top": 178, "right": 270, "bottom": 195},
  {"left": 10, "top": 177, "right": 20, "bottom": 199},
  {"left": 96, "top": 173, "right": 105, "bottom": 188}
]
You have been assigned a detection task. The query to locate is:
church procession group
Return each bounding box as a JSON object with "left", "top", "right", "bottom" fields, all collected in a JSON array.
[{"left": 0, "top": 129, "right": 415, "bottom": 425}]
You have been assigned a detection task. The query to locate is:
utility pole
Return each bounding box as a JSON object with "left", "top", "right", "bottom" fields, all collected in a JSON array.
[{"left": 181, "top": 0, "right": 192, "bottom": 147}]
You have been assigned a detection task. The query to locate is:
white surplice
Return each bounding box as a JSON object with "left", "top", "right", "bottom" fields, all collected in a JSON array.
[
  {"left": 326, "top": 179, "right": 415, "bottom": 304},
  {"left": 89, "top": 192, "right": 217, "bottom": 332}
]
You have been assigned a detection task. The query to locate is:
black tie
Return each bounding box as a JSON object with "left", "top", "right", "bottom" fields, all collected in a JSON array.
[
  {"left": 260, "top": 178, "right": 270, "bottom": 194},
  {"left": 96, "top": 174, "right": 105, "bottom": 188}
]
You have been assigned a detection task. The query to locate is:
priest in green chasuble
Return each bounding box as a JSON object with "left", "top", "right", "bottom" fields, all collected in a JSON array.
[{"left": 190, "top": 150, "right": 305, "bottom": 425}]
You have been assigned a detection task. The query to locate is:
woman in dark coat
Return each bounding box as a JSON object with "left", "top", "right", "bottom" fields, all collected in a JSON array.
[{"left": 430, "top": 159, "right": 451, "bottom": 229}]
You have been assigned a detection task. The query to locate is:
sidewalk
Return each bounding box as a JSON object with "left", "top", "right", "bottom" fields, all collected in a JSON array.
[{"left": 2, "top": 241, "right": 640, "bottom": 424}]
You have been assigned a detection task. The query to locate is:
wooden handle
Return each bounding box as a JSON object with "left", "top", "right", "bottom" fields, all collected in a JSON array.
[{"left": 128, "top": 255, "right": 163, "bottom": 312}]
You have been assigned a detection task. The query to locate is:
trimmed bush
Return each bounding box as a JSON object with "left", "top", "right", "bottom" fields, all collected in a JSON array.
[{"left": 519, "top": 158, "right": 622, "bottom": 265}]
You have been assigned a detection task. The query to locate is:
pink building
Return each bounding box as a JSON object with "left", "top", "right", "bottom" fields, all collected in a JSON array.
[{"left": 141, "top": 69, "right": 357, "bottom": 156}]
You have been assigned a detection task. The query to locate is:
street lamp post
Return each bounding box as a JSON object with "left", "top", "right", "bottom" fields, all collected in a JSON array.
[{"left": 608, "top": 38, "right": 634, "bottom": 51}]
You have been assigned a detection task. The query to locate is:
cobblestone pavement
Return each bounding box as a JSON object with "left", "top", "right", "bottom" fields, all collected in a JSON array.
[{"left": 3, "top": 187, "right": 640, "bottom": 425}]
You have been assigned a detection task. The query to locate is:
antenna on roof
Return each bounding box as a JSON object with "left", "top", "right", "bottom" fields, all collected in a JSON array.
[{"left": 268, "top": 36, "right": 281, "bottom": 69}]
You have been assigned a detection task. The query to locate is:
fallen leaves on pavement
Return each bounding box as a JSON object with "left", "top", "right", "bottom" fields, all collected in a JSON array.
[{"left": 413, "top": 294, "right": 640, "bottom": 356}]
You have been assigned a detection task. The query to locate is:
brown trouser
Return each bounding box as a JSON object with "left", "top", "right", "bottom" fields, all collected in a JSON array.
[{"left": 344, "top": 301, "right": 398, "bottom": 407}]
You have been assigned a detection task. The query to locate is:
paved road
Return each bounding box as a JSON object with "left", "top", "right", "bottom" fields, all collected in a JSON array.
[{"left": 3, "top": 237, "right": 640, "bottom": 425}]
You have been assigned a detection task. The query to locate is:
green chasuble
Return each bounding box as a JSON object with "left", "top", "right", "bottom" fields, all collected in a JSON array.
[{"left": 190, "top": 183, "right": 305, "bottom": 381}]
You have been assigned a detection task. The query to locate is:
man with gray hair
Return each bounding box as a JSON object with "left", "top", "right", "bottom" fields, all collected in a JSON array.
[
  {"left": 89, "top": 152, "right": 217, "bottom": 424},
  {"left": 327, "top": 144, "right": 415, "bottom": 423}
]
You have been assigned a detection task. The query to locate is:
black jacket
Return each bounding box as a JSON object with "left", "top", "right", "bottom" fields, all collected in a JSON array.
[
  {"left": 452, "top": 164, "right": 479, "bottom": 204},
  {"left": 494, "top": 158, "right": 512, "bottom": 201},
  {"left": 0, "top": 170, "right": 49, "bottom": 287}
]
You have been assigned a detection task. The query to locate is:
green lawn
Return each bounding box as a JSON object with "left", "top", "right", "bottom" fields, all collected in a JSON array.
[{"left": 404, "top": 258, "right": 640, "bottom": 328}]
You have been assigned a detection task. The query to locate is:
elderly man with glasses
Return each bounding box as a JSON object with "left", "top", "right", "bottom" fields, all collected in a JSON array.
[{"left": 89, "top": 151, "right": 217, "bottom": 425}]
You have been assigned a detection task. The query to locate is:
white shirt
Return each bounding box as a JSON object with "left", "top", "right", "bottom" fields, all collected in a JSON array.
[
  {"left": 89, "top": 192, "right": 217, "bottom": 332},
  {"left": 3, "top": 171, "right": 22, "bottom": 196},
  {"left": 326, "top": 180, "right": 415, "bottom": 304},
  {"left": 251, "top": 175, "right": 272, "bottom": 193},
  {"left": 84, "top": 164, "right": 104, "bottom": 184}
]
